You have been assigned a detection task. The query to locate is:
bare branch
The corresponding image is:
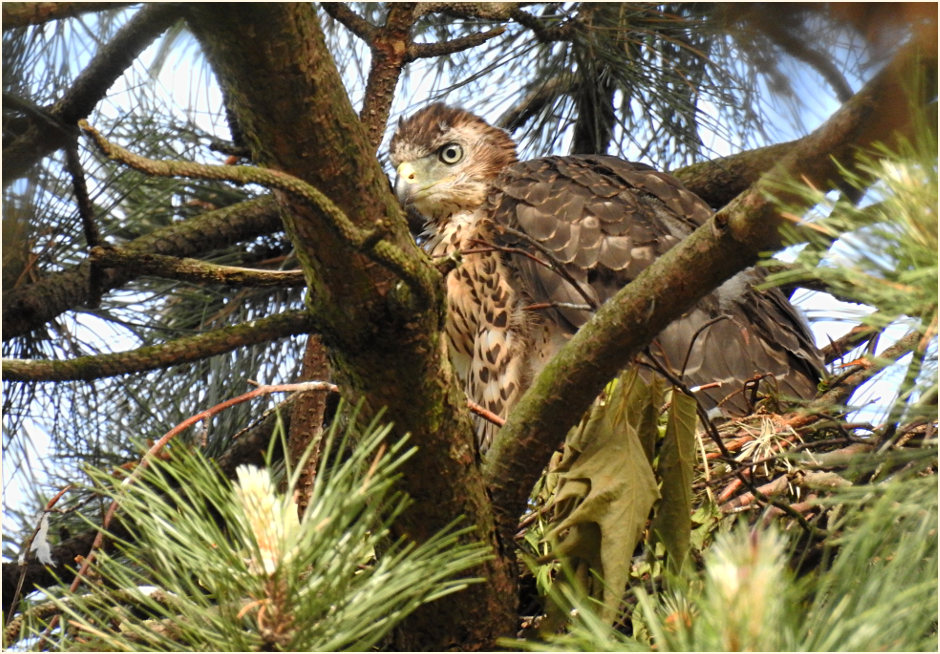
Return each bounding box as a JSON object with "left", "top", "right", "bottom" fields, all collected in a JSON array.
[
  {"left": 417, "top": 3, "right": 518, "bottom": 21},
  {"left": 319, "top": 2, "right": 376, "bottom": 41},
  {"left": 820, "top": 326, "right": 878, "bottom": 364},
  {"left": 2, "top": 195, "right": 283, "bottom": 341},
  {"left": 1, "top": 2, "right": 131, "bottom": 29},
  {"left": 508, "top": 6, "right": 576, "bottom": 42},
  {"left": 2, "top": 310, "right": 314, "bottom": 382},
  {"left": 357, "top": 3, "right": 417, "bottom": 151},
  {"left": 407, "top": 27, "right": 506, "bottom": 60},
  {"left": 90, "top": 246, "right": 306, "bottom": 287}
]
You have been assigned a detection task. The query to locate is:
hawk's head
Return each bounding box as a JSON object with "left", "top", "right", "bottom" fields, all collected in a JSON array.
[{"left": 389, "top": 103, "right": 518, "bottom": 223}]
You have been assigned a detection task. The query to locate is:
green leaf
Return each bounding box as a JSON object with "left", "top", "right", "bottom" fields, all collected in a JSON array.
[
  {"left": 650, "top": 389, "right": 698, "bottom": 573},
  {"left": 546, "top": 371, "right": 661, "bottom": 621}
]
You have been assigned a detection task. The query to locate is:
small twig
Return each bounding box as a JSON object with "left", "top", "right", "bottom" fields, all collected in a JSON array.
[
  {"left": 7, "top": 486, "right": 73, "bottom": 626},
  {"left": 814, "top": 330, "right": 920, "bottom": 409},
  {"left": 64, "top": 142, "right": 99, "bottom": 249},
  {"left": 819, "top": 324, "right": 877, "bottom": 364},
  {"left": 523, "top": 301, "right": 593, "bottom": 312},
  {"left": 468, "top": 400, "right": 505, "bottom": 427},
  {"left": 719, "top": 475, "right": 789, "bottom": 511},
  {"left": 208, "top": 139, "right": 251, "bottom": 160},
  {"left": 64, "top": 138, "right": 105, "bottom": 307},
  {"left": 679, "top": 314, "right": 731, "bottom": 377},
  {"left": 477, "top": 227, "right": 600, "bottom": 310}
]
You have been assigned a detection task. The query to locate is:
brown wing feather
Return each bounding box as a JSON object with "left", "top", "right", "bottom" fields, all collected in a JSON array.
[{"left": 486, "top": 155, "right": 823, "bottom": 415}]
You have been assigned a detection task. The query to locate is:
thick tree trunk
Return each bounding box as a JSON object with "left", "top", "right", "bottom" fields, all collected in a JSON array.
[{"left": 185, "top": 4, "right": 516, "bottom": 648}]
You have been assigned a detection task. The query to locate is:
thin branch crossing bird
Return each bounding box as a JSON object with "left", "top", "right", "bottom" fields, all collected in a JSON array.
[{"left": 390, "top": 104, "right": 823, "bottom": 451}]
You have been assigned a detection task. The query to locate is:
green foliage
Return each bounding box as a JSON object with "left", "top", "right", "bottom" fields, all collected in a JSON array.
[
  {"left": 537, "top": 370, "right": 697, "bottom": 625},
  {"left": 507, "top": 447, "right": 937, "bottom": 652},
  {"left": 508, "top": 98, "right": 939, "bottom": 654},
  {"left": 766, "top": 102, "right": 938, "bottom": 422},
  {"left": 15, "top": 408, "right": 489, "bottom": 651},
  {"left": 649, "top": 390, "right": 697, "bottom": 574},
  {"left": 544, "top": 371, "right": 661, "bottom": 622}
]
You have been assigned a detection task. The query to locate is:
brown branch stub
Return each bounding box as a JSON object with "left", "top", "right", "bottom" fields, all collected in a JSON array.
[
  {"left": 90, "top": 246, "right": 306, "bottom": 287},
  {"left": 2, "top": 310, "right": 314, "bottom": 382},
  {"left": 289, "top": 335, "right": 332, "bottom": 516}
]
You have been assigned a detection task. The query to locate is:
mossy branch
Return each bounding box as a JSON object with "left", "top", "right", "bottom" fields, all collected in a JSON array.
[
  {"left": 78, "top": 120, "right": 432, "bottom": 303},
  {"left": 90, "top": 246, "right": 306, "bottom": 287},
  {"left": 2, "top": 310, "right": 314, "bottom": 382}
]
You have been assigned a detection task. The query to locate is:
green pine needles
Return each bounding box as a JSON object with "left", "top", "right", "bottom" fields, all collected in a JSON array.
[{"left": 16, "top": 407, "right": 490, "bottom": 651}]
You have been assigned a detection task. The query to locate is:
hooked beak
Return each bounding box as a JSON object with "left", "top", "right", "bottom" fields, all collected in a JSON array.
[{"left": 395, "top": 161, "right": 423, "bottom": 205}]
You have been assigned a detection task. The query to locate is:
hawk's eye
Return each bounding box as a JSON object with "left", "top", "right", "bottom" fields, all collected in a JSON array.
[{"left": 438, "top": 143, "right": 463, "bottom": 165}]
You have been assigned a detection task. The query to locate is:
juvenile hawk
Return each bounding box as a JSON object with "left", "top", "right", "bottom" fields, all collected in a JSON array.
[{"left": 390, "top": 103, "right": 823, "bottom": 450}]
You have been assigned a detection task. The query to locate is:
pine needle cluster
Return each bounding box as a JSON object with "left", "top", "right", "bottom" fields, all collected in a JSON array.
[{"left": 13, "top": 409, "right": 489, "bottom": 651}]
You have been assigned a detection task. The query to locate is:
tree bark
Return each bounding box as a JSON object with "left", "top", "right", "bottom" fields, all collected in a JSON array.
[
  {"left": 1, "top": 2, "right": 132, "bottom": 29},
  {"left": 185, "top": 5, "right": 516, "bottom": 648}
]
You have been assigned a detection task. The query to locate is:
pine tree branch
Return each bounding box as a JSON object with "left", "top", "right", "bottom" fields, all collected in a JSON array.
[
  {"left": 0, "top": 2, "right": 131, "bottom": 29},
  {"left": 2, "top": 310, "right": 313, "bottom": 382},
  {"left": 508, "top": 6, "right": 576, "bottom": 42},
  {"left": 357, "top": 3, "right": 417, "bottom": 152},
  {"left": 89, "top": 246, "right": 306, "bottom": 287},
  {"left": 79, "top": 120, "right": 432, "bottom": 304},
  {"left": 483, "top": 33, "right": 937, "bottom": 542},
  {"left": 819, "top": 325, "right": 879, "bottom": 364},
  {"left": 416, "top": 3, "right": 519, "bottom": 21},
  {"left": 406, "top": 27, "right": 506, "bottom": 60},
  {"left": 319, "top": 2, "right": 376, "bottom": 41},
  {"left": 339, "top": 2, "right": 505, "bottom": 153},
  {"left": 814, "top": 330, "right": 922, "bottom": 409},
  {"left": 36, "top": 381, "right": 338, "bottom": 645},
  {"left": 2, "top": 4, "right": 181, "bottom": 185},
  {"left": 2, "top": 195, "right": 282, "bottom": 340},
  {"left": 671, "top": 140, "right": 799, "bottom": 209},
  {"left": 497, "top": 75, "right": 576, "bottom": 131},
  {"left": 2, "top": 392, "right": 304, "bottom": 620}
]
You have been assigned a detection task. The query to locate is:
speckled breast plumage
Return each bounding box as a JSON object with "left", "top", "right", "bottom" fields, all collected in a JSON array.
[{"left": 423, "top": 213, "right": 535, "bottom": 451}]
